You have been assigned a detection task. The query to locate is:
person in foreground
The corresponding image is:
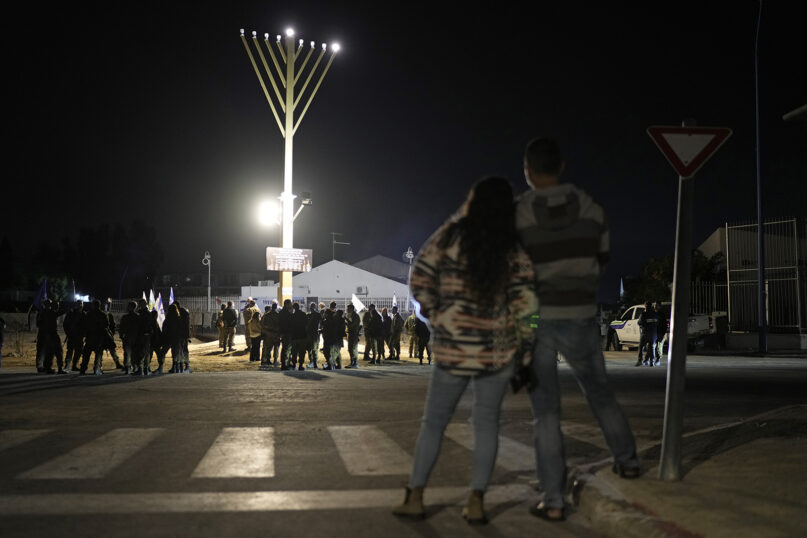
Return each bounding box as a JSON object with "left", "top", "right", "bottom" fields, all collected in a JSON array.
[
  {"left": 516, "top": 138, "right": 641, "bottom": 522},
  {"left": 392, "top": 177, "right": 538, "bottom": 524}
]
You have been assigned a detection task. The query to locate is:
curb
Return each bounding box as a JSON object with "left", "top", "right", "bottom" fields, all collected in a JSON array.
[{"left": 574, "top": 469, "right": 703, "bottom": 538}]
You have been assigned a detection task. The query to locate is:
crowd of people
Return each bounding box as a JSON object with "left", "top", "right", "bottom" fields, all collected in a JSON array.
[
  {"left": 33, "top": 297, "right": 191, "bottom": 375},
  {"left": 214, "top": 298, "right": 433, "bottom": 370}
]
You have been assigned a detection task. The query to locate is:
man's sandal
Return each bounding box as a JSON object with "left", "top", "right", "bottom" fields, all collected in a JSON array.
[{"left": 529, "top": 502, "right": 565, "bottom": 522}]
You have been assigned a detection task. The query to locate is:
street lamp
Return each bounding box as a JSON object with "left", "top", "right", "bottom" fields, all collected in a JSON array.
[
  {"left": 202, "top": 251, "right": 212, "bottom": 312},
  {"left": 240, "top": 27, "right": 340, "bottom": 303},
  {"left": 404, "top": 247, "right": 414, "bottom": 311}
]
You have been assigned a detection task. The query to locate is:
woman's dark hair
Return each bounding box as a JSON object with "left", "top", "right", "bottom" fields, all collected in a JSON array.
[{"left": 439, "top": 176, "right": 517, "bottom": 308}]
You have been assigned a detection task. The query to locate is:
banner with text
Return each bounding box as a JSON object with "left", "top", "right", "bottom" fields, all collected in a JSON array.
[{"left": 266, "top": 247, "right": 313, "bottom": 272}]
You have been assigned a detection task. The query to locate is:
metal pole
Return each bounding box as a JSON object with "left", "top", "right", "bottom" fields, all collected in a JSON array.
[
  {"left": 279, "top": 32, "right": 296, "bottom": 305},
  {"left": 755, "top": 0, "right": 767, "bottom": 353},
  {"left": 202, "top": 251, "right": 212, "bottom": 312},
  {"left": 659, "top": 120, "right": 697, "bottom": 481}
]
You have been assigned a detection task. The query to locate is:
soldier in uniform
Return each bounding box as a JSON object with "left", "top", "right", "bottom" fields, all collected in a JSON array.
[
  {"left": 636, "top": 301, "right": 659, "bottom": 367},
  {"left": 175, "top": 301, "right": 191, "bottom": 372},
  {"left": 368, "top": 304, "right": 383, "bottom": 365},
  {"left": 405, "top": 312, "right": 418, "bottom": 358},
  {"left": 261, "top": 302, "right": 281, "bottom": 366},
  {"left": 344, "top": 304, "right": 361, "bottom": 368},
  {"left": 415, "top": 316, "right": 432, "bottom": 365},
  {"left": 389, "top": 306, "right": 404, "bottom": 359},
  {"left": 217, "top": 304, "right": 227, "bottom": 351},
  {"left": 362, "top": 305, "right": 376, "bottom": 362},
  {"left": 380, "top": 307, "right": 392, "bottom": 360},
  {"left": 289, "top": 302, "right": 308, "bottom": 370},
  {"left": 37, "top": 300, "right": 65, "bottom": 374},
  {"left": 103, "top": 301, "right": 124, "bottom": 370},
  {"left": 63, "top": 300, "right": 85, "bottom": 372},
  {"left": 80, "top": 299, "right": 109, "bottom": 375},
  {"left": 278, "top": 299, "right": 294, "bottom": 369},
  {"left": 305, "top": 303, "right": 321, "bottom": 368},
  {"left": 133, "top": 298, "right": 153, "bottom": 375},
  {"left": 119, "top": 301, "right": 139, "bottom": 374},
  {"left": 324, "top": 309, "right": 345, "bottom": 370},
  {"left": 221, "top": 301, "right": 238, "bottom": 353}
]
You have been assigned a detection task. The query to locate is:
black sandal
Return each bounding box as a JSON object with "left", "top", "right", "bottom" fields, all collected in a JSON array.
[{"left": 529, "top": 502, "right": 565, "bottom": 522}]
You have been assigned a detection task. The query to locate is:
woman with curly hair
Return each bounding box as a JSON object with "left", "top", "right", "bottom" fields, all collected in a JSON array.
[{"left": 392, "top": 176, "right": 538, "bottom": 525}]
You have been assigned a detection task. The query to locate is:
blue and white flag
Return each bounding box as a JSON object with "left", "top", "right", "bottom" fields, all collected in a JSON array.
[
  {"left": 155, "top": 293, "right": 165, "bottom": 329},
  {"left": 351, "top": 293, "right": 366, "bottom": 313},
  {"left": 169, "top": 287, "right": 175, "bottom": 305},
  {"left": 33, "top": 279, "right": 48, "bottom": 309},
  {"left": 148, "top": 290, "right": 156, "bottom": 311},
  {"left": 619, "top": 278, "right": 625, "bottom": 299},
  {"left": 392, "top": 294, "right": 398, "bottom": 308},
  {"left": 142, "top": 291, "right": 148, "bottom": 304}
]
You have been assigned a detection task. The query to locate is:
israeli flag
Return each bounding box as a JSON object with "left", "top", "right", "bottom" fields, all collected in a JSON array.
[
  {"left": 155, "top": 293, "right": 165, "bottom": 329},
  {"left": 351, "top": 293, "right": 366, "bottom": 313},
  {"left": 148, "top": 290, "right": 156, "bottom": 311},
  {"left": 169, "top": 287, "right": 175, "bottom": 305},
  {"left": 392, "top": 293, "right": 398, "bottom": 307}
]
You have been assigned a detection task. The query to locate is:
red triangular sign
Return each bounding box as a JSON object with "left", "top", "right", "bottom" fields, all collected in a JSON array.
[{"left": 647, "top": 126, "right": 732, "bottom": 178}]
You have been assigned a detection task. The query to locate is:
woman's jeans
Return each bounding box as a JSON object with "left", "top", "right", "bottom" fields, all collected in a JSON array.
[
  {"left": 409, "top": 361, "right": 514, "bottom": 492},
  {"left": 530, "top": 317, "right": 638, "bottom": 508}
]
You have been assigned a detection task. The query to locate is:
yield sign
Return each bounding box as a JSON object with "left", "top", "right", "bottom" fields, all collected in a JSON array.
[{"left": 647, "top": 126, "right": 732, "bottom": 178}]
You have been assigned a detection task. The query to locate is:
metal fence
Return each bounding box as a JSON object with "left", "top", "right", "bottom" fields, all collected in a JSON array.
[
  {"left": 725, "top": 218, "right": 805, "bottom": 332},
  {"left": 689, "top": 281, "right": 728, "bottom": 315}
]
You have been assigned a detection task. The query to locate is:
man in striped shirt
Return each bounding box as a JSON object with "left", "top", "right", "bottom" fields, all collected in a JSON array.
[{"left": 515, "top": 138, "right": 640, "bottom": 522}]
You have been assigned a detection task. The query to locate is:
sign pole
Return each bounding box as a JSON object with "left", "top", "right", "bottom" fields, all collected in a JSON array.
[
  {"left": 646, "top": 120, "right": 732, "bottom": 481},
  {"left": 659, "top": 170, "right": 694, "bottom": 481}
]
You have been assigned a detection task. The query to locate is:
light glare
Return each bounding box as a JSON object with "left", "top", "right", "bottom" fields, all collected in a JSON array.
[
  {"left": 257, "top": 200, "right": 281, "bottom": 227},
  {"left": 285, "top": 28, "right": 295, "bottom": 37},
  {"left": 331, "top": 43, "right": 340, "bottom": 52}
]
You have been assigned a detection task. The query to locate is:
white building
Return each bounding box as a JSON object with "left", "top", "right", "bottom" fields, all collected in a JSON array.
[{"left": 241, "top": 260, "right": 413, "bottom": 311}]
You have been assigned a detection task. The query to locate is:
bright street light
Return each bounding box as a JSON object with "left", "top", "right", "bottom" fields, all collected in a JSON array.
[{"left": 257, "top": 199, "right": 281, "bottom": 227}]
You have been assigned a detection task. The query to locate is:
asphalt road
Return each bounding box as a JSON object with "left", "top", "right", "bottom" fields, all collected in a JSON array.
[{"left": 1, "top": 352, "right": 805, "bottom": 537}]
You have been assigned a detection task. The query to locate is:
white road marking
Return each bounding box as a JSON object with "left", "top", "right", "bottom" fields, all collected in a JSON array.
[
  {"left": 444, "top": 423, "right": 534, "bottom": 471},
  {"left": 328, "top": 425, "right": 413, "bottom": 475},
  {"left": 0, "top": 484, "right": 532, "bottom": 514},
  {"left": 192, "top": 427, "right": 275, "bottom": 478},
  {"left": 17, "top": 428, "right": 163, "bottom": 479},
  {"left": 0, "top": 429, "right": 51, "bottom": 451}
]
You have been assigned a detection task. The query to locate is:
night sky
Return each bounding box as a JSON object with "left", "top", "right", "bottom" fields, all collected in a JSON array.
[{"left": 5, "top": 1, "right": 805, "bottom": 302}]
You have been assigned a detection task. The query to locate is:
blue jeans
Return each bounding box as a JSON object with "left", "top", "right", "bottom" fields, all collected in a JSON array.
[
  {"left": 530, "top": 317, "right": 638, "bottom": 508},
  {"left": 409, "top": 361, "right": 514, "bottom": 491}
]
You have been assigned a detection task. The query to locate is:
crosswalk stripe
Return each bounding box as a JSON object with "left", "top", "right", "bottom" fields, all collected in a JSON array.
[
  {"left": 444, "top": 423, "right": 535, "bottom": 471},
  {"left": 0, "top": 484, "right": 532, "bottom": 514},
  {"left": 0, "top": 429, "right": 51, "bottom": 451},
  {"left": 17, "top": 428, "right": 164, "bottom": 479},
  {"left": 328, "top": 425, "right": 413, "bottom": 475},
  {"left": 192, "top": 427, "right": 275, "bottom": 478},
  {"left": 561, "top": 422, "right": 608, "bottom": 449}
]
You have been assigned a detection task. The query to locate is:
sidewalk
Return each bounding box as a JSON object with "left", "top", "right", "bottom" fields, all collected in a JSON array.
[{"left": 573, "top": 404, "right": 807, "bottom": 538}]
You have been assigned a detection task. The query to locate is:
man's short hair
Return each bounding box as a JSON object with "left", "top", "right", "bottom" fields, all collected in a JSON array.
[
  {"left": 329, "top": 301, "right": 337, "bottom": 309},
  {"left": 227, "top": 301, "right": 233, "bottom": 307},
  {"left": 524, "top": 137, "right": 564, "bottom": 175}
]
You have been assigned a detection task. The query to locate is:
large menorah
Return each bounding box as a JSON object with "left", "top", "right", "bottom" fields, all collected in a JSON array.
[{"left": 240, "top": 27, "right": 339, "bottom": 303}]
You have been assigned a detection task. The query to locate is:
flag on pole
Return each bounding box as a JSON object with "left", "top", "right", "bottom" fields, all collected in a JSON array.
[
  {"left": 142, "top": 291, "right": 148, "bottom": 304},
  {"left": 33, "top": 279, "right": 48, "bottom": 309},
  {"left": 351, "top": 293, "right": 366, "bottom": 313},
  {"left": 169, "top": 287, "right": 175, "bottom": 305},
  {"left": 148, "top": 290, "right": 156, "bottom": 311},
  {"left": 155, "top": 293, "right": 165, "bottom": 329},
  {"left": 392, "top": 294, "right": 398, "bottom": 308},
  {"left": 619, "top": 278, "right": 625, "bottom": 299}
]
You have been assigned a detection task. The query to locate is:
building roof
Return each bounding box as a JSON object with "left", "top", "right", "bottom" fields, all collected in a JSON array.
[{"left": 353, "top": 255, "right": 411, "bottom": 283}]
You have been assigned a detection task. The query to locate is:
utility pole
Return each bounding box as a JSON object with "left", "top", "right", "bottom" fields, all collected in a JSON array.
[
  {"left": 240, "top": 27, "right": 339, "bottom": 303},
  {"left": 202, "top": 251, "right": 212, "bottom": 312},
  {"left": 331, "top": 232, "right": 350, "bottom": 260}
]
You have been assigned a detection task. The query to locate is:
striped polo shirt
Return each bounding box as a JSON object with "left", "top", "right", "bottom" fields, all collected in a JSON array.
[{"left": 515, "top": 183, "right": 609, "bottom": 320}]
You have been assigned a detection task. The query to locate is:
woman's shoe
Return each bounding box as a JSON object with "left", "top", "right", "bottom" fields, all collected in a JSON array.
[
  {"left": 392, "top": 487, "right": 425, "bottom": 520},
  {"left": 461, "top": 490, "right": 488, "bottom": 525},
  {"left": 529, "top": 502, "right": 565, "bottom": 521}
]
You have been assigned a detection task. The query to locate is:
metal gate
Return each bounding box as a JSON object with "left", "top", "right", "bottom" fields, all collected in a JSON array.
[{"left": 725, "top": 218, "right": 805, "bottom": 332}]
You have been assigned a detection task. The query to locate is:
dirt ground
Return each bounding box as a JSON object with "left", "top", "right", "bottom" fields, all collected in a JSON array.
[{"left": 0, "top": 331, "right": 424, "bottom": 372}]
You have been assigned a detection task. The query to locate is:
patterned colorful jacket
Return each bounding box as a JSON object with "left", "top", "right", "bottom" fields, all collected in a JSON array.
[{"left": 410, "top": 222, "right": 539, "bottom": 374}]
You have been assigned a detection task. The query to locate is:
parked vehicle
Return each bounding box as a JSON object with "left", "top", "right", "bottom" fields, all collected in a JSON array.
[{"left": 609, "top": 302, "right": 712, "bottom": 351}]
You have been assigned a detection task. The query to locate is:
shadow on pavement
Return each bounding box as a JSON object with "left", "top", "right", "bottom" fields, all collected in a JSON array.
[{"left": 0, "top": 371, "right": 165, "bottom": 397}]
